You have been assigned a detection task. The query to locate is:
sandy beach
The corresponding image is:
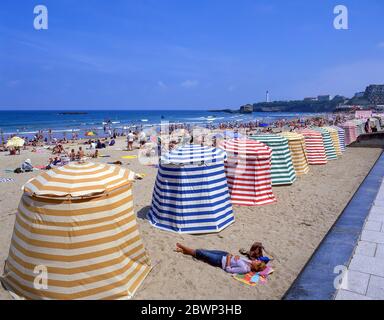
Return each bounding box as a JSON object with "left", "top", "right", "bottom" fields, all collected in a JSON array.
[{"left": 0, "top": 137, "right": 381, "bottom": 300}]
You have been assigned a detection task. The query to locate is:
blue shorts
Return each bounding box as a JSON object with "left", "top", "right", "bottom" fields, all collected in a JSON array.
[{"left": 195, "top": 249, "right": 229, "bottom": 268}]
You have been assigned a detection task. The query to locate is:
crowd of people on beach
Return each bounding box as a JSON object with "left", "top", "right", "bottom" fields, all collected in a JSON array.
[{"left": 1, "top": 112, "right": 383, "bottom": 175}]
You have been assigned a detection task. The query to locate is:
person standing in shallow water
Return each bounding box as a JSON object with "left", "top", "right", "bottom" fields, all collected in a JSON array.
[{"left": 127, "top": 130, "right": 134, "bottom": 151}]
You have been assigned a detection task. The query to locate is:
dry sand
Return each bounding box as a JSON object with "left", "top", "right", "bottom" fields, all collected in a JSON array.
[{"left": 0, "top": 138, "right": 381, "bottom": 300}]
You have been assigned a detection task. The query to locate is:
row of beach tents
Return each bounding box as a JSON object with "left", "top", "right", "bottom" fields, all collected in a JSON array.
[{"left": 0, "top": 123, "right": 367, "bottom": 300}]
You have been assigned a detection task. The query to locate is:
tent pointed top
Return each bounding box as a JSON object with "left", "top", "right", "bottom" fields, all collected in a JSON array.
[{"left": 23, "top": 162, "right": 135, "bottom": 198}]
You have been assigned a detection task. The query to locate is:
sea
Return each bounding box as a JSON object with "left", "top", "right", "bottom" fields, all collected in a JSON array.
[{"left": 0, "top": 110, "right": 325, "bottom": 139}]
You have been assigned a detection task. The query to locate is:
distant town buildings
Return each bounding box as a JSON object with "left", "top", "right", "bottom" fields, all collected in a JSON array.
[
  {"left": 354, "top": 92, "right": 365, "bottom": 99},
  {"left": 364, "top": 85, "right": 384, "bottom": 105},
  {"left": 303, "top": 95, "right": 332, "bottom": 102},
  {"left": 317, "top": 95, "right": 331, "bottom": 102},
  {"left": 238, "top": 84, "right": 384, "bottom": 113}
]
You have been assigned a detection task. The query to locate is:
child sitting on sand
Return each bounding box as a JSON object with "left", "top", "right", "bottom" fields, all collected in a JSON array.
[{"left": 175, "top": 243, "right": 266, "bottom": 274}]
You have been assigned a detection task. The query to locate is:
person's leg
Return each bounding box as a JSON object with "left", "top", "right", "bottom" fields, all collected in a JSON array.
[
  {"left": 176, "top": 243, "right": 196, "bottom": 256},
  {"left": 195, "top": 249, "right": 228, "bottom": 267},
  {"left": 176, "top": 243, "right": 225, "bottom": 267},
  {"left": 208, "top": 250, "right": 229, "bottom": 255}
]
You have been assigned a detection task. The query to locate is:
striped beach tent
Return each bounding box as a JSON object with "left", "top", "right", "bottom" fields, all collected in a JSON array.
[
  {"left": 1, "top": 162, "right": 151, "bottom": 300},
  {"left": 324, "top": 127, "right": 342, "bottom": 156},
  {"left": 299, "top": 129, "right": 327, "bottom": 165},
  {"left": 352, "top": 119, "right": 365, "bottom": 136},
  {"left": 340, "top": 122, "right": 358, "bottom": 145},
  {"left": 311, "top": 127, "right": 338, "bottom": 161},
  {"left": 249, "top": 134, "right": 296, "bottom": 185},
  {"left": 331, "top": 126, "right": 346, "bottom": 152},
  {"left": 219, "top": 139, "right": 276, "bottom": 206},
  {"left": 279, "top": 132, "right": 310, "bottom": 175},
  {"left": 147, "top": 144, "right": 234, "bottom": 234}
]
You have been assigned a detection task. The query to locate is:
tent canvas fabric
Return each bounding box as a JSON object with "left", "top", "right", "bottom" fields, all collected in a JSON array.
[
  {"left": 369, "top": 118, "right": 381, "bottom": 132},
  {"left": 299, "top": 129, "right": 327, "bottom": 165},
  {"left": 324, "top": 127, "right": 342, "bottom": 157},
  {"left": 331, "top": 126, "right": 346, "bottom": 152},
  {"left": 1, "top": 162, "right": 151, "bottom": 300},
  {"left": 147, "top": 144, "right": 235, "bottom": 234},
  {"left": 279, "top": 132, "right": 309, "bottom": 175},
  {"left": 340, "top": 122, "right": 358, "bottom": 145},
  {"left": 249, "top": 134, "right": 296, "bottom": 185},
  {"left": 311, "top": 127, "right": 338, "bottom": 160},
  {"left": 352, "top": 119, "right": 365, "bottom": 136},
  {"left": 219, "top": 139, "right": 276, "bottom": 206}
]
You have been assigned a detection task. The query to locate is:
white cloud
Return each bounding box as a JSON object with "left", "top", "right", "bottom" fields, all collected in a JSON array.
[
  {"left": 7, "top": 80, "right": 21, "bottom": 88},
  {"left": 228, "top": 85, "right": 236, "bottom": 92},
  {"left": 291, "top": 59, "right": 384, "bottom": 99},
  {"left": 181, "top": 79, "right": 199, "bottom": 88},
  {"left": 157, "top": 81, "right": 167, "bottom": 89}
]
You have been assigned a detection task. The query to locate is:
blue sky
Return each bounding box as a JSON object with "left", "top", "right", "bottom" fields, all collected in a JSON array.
[{"left": 0, "top": 0, "right": 383, "bottom": 109}]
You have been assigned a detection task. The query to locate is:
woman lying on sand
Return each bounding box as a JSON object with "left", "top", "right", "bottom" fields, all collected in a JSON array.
[{"left": 175, "top": 243, "right": 267, "bottom": 274}]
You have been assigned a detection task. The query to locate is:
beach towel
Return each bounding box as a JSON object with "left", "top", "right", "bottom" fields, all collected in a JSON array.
[
  {"left": 121, "top": 155, "right": 137, "bottom": 159},
  {"left": 34, "top": 165, "right": 46, "bottom": 170},
  {"left": 99, "top": 155, "right": 111, "bottom": 158},
  {"left": 0, "top": 178, "right": 14, "bottom": 183},
  {"left": 232, "top": 265, "right": 274, "bottom": 286}
]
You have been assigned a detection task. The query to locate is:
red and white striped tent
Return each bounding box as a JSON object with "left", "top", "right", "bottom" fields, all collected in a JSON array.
[
  {"left": 299, "top": 129, "right": 327, "bottom": 165},
  {"left": 219, "top": 139, "right": 276, "bottom": 206},
  {"left": 340, "top": 122, "right": 358, "bottom": 145}
]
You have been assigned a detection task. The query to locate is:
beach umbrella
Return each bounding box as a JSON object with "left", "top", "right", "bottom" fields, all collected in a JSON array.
[
  {"left": 6, "top": 136, "right": 25, "bottom": 148},
  {"left": 1, "top": 162, "right": 151, "bottom": 300},
  {"left": 147, "top": 144, "right": 235, "bottom": 234},
  {"left": 219, "top": 139, "right": 276, "bottom": 206},
  {"left": 340, "top": 122, "right": 358, "bottom": 145},
  {"left": 299, "top": 129, "right": 327, "bottom": 165},
  {"left": 323, "top": 127, "right": 342, "bottom": 156},
  {"left": 250, "top": 134, "right": 296, "bottom": 186},
  {"left": 85, "top": 131, "right": 96, "bottom": 137},
  {"left": 330, "top": 126, "right": 346, "bottom": 152},
  {"left": 279, "top": 132, "right": 310, "bottom": 175},
  {"left": 310, "top": 127, "right": 338, "bottom": 161}
]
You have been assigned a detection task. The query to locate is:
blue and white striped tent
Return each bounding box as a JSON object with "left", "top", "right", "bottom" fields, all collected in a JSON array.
[{"left": 147, "top": 144, "right": 235, "bottom": 234}]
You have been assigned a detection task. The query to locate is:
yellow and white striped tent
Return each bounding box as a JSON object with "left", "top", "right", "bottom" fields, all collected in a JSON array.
[
  {"left": 1, "top": 162, "right": 151, "bottom": 300},
  {"left": 279, "top": 132, "right": 309, "bottom": 176},
  {"left": 324, "top": 127, "right": 342, "bottom": 157}
]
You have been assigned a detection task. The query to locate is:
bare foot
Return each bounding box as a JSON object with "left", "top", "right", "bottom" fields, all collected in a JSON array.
[
  {"left": 176, "top": 243, "right": 195, "bottom": 256},
  {"left": 176, "top": 243, "right": 185, "bottom": 253}
]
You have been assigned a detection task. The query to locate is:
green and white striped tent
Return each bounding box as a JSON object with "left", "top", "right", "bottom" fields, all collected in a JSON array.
[
  {"left": 311, "top": 127, "right": 338, "bottom": 160},
  {"left": 250, "top": 134, "right": 296, "bottom": 185}
]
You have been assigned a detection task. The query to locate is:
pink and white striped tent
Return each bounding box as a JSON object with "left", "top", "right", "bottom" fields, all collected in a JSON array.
[
  {"left": 355, "top": 110, "right": 372, "bottom": 119},
  {"left": 299, "top": 129, "right": 327, "bottom": 165},
  {"left": 340, "top": 122, "right": 358, "bottom": 145},
  {"left": 219, "top": 139, "right": 276, "bottom": 206}
]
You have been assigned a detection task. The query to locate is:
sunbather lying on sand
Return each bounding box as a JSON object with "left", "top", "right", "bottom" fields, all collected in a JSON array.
[{"left": 175, "top": 243, "right": 267, "bottom": 274}]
